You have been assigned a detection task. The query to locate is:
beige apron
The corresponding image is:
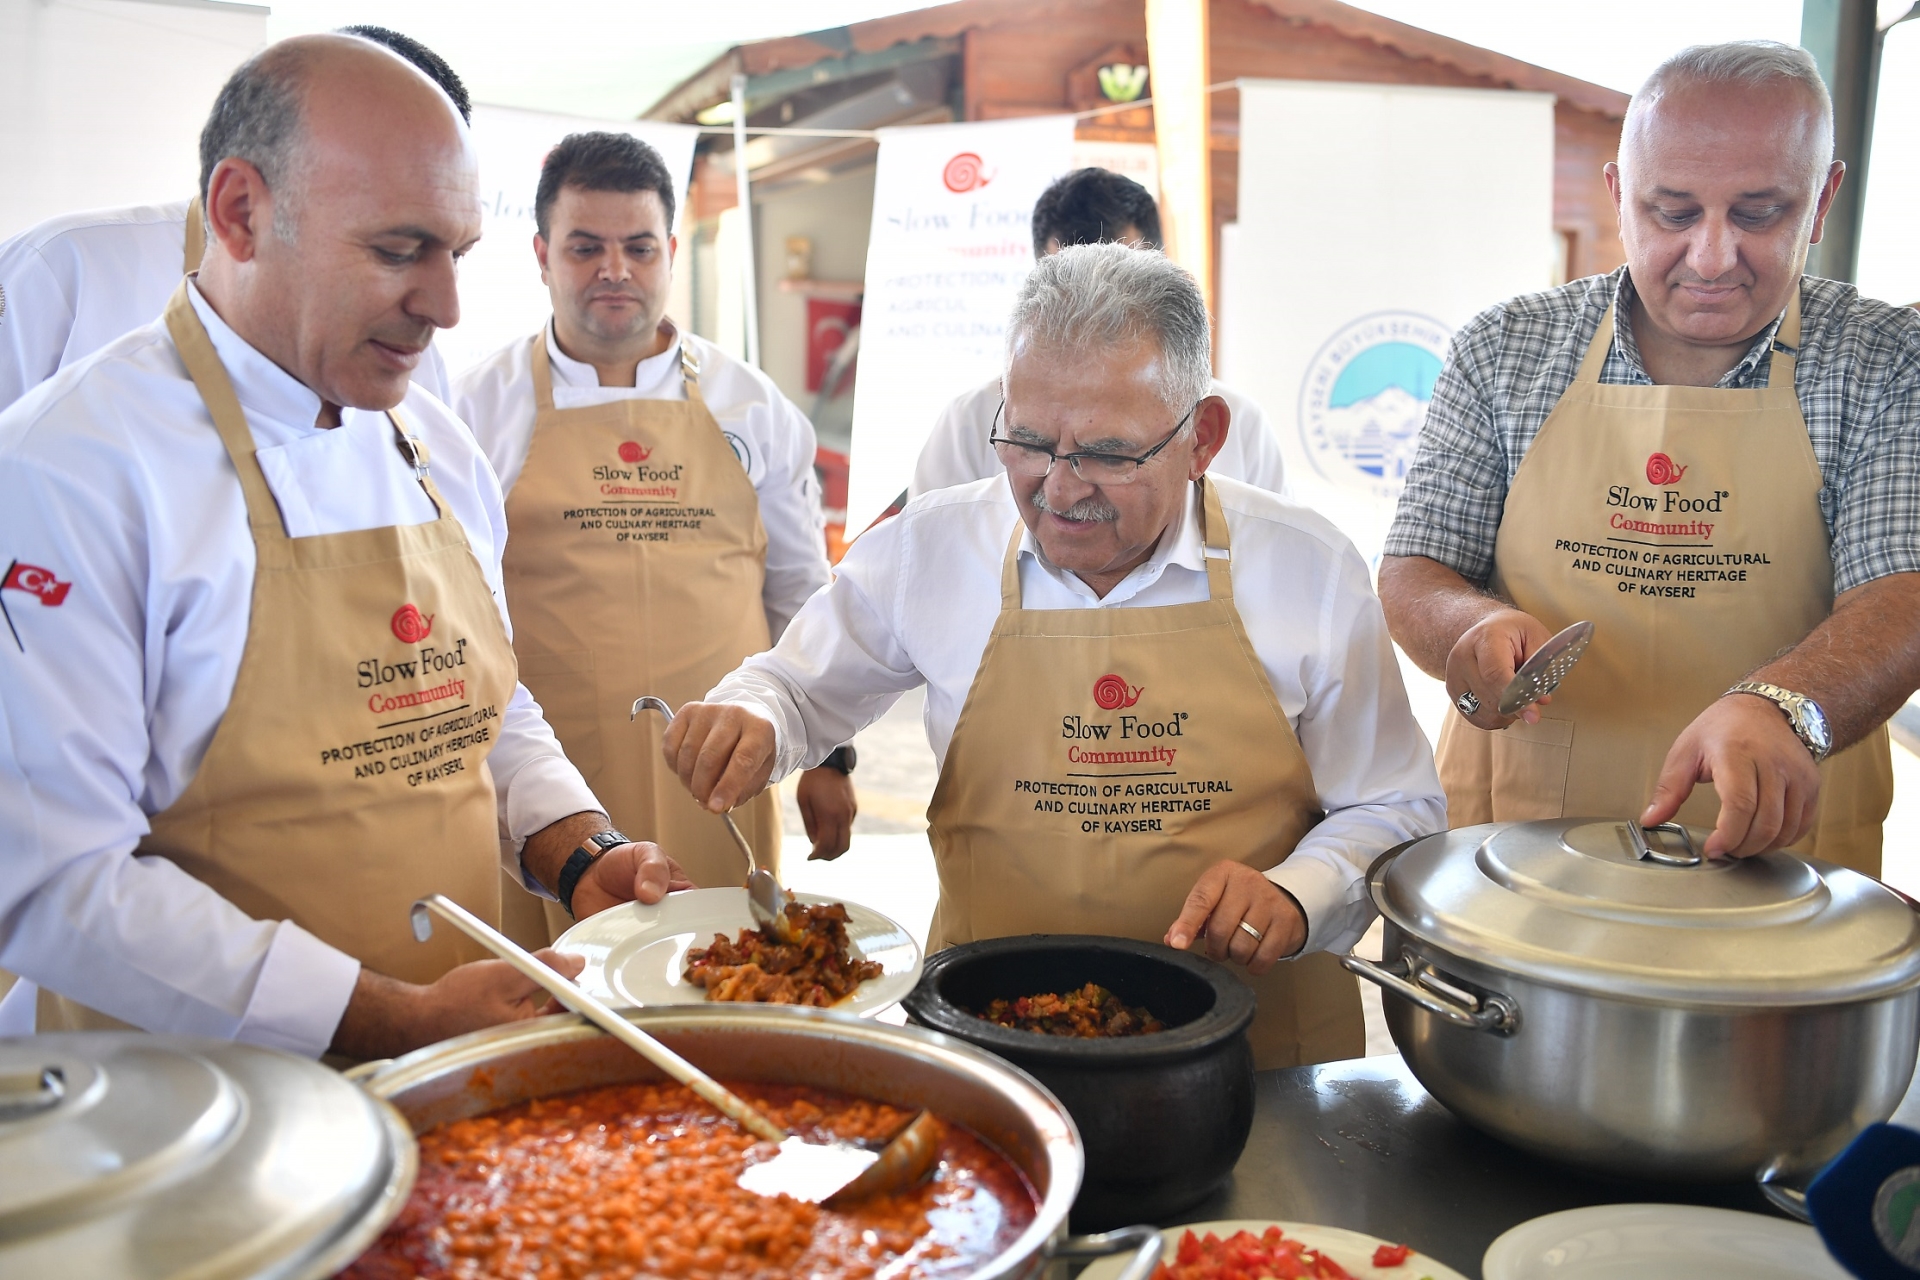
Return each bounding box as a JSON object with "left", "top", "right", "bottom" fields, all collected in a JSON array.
[
  {"left": 184, "top": 196, "right": 206, "bottom": 274},
  {"left": 40, "top": 284, "right": 513, "bottom": 1032},
  {"left": 925, "top": 478, "right": 1364, "bottom": 1070},
  {"left": 1436, "top": 287, "right": 1891, "bottom": 874},
  {"left": 500, "top": 329, "right": 780, "bottom": 939}
]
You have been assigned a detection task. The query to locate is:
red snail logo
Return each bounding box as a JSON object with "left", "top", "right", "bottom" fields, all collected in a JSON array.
[
  {"left": 618, "top": 441, "right": 652, "bottom": 464},
  {"left": 1092, "top": 673, "right": 1144, "bottom": 710},
  {"left": 390, "top": 603, "right": 434, "bottom": 644},
  {"left": 1646, "top": 452, "right": 1688, "bottom": 485},
  {"left": 941, "top": 152, "right": 994, "bottom": 193}
]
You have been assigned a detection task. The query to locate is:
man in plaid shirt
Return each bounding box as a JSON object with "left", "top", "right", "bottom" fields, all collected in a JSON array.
[{"left": 1380, "top": 40, "right": 1920, "bottom": 873}]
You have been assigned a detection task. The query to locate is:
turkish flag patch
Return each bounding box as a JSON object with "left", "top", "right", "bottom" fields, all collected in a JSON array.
[{"left": 2, "top": 559, "right": 73, "bottom": 652}]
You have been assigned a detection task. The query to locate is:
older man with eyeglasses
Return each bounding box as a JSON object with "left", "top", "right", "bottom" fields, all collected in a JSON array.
[{"left": 665, "top": 244, "right": 1443, "bottom": 1068}]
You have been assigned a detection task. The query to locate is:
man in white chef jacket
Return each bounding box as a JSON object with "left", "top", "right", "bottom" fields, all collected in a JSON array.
[
  {"left": 0, "top": 25, "right": 465, "bottom": 413},
  {"left": 454, "top": 131, "right": 854, "bottom": 884},
  {"left": 0, "top": 35, "right": 687, "bottom": 1057},
  {"left": 666, "top": 245, "right": 1444, "bottom": 1069},
  {"left": 909, "top": 167, "right": 1286, "bottom": 499}
]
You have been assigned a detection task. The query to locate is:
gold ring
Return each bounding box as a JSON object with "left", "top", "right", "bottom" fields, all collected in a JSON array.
[{"left": 1238, "top": 920, "right": 1264, "bottom": 943}]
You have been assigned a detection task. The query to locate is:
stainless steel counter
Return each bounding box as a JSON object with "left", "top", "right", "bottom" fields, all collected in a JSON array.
[{"left": 1164, "top": 1052, "right": 1920, "bottom": 1279}]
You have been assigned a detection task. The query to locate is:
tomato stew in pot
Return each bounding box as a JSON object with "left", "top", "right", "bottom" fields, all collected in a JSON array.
[{"left": 342, "top": 1079, "right": 1037, "bottom": 1280}]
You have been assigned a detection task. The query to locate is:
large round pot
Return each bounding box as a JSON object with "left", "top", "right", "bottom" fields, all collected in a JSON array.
[
  {"left": 353, "top": 1004, "right": 1163, "bottom": 1280},
  {"left": 901, "top": 935, "right": 1256, "bottom": 1230},
  {"left": 1345, "top": 820, "right": 1920, "bottom": 1182},
  {"left": 0, "top": 1032, "right": 414, "bottom": 1279}
]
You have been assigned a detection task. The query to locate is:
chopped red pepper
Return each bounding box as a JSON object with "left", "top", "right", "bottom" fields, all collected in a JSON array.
[
  {"left": 1372, "top": 1243, "right": 1413, "bottom": 1267},
  {"left": 1149, "top": 1227, "right": 1356, "bottom": 1280}
]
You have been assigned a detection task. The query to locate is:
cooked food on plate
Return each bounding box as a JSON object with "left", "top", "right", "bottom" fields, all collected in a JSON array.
[
  {"left": 683, "top": 900, "right": 886, "bottom": 1006},
  {"left": 343, "top": 1079, "right": 1036, "bottom": 1280},
  {"left": 977, "top": 982, "right": 1166, "bottom": 1039}
]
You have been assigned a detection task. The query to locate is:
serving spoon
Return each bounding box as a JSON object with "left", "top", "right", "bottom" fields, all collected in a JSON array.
[
  {"left": 410, "top": 893, "right": 943, "bottom": 1204},
  {"left": 632, "top": 695, "right": 786, "bottom": 935}
]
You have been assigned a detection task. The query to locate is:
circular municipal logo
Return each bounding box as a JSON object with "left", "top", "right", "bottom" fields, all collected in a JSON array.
[
  {"left": 723, "top": 431, "right": 752, "bottom": 472},
  {"left": 1873, "top": 1165, "right": 1920, "bottom": 1263},
  {"left": 1297, "top": 311, "right": 1451, "bottom": 501}
]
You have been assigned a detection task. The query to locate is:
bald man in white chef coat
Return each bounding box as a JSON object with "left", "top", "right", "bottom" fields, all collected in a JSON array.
[
  {"left": 0, "top": 25, "right": 465, "bottom": 414},
  {"left": 0, "top": 35, "right": 687, "bottom": 1058}
]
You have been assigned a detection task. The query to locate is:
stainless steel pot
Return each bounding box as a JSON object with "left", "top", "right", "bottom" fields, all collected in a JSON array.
[
  {"left": 0, "top": 1032, "right": 415, "bottom": 1279},
  {"left": 1344, "top": 820, "right": 1920, "bottom": 1182},
  {"left": 352, "top": 1004, "right": 1164, "bottom": 1280}
]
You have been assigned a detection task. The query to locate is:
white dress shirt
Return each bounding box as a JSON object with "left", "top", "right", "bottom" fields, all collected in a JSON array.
[
  {"left": 908, "top": 375, "right": 1288, "bottom": 499},
  {"left": 453, "top": 320, "right": 830, "bottom": 640},
  {"left": 710, "top": 474, "right": 1445, "bottom": 957},
  {"left": 0, "top": 282, "right": 600, "bottom": 1055},
  {"left": 0, "top": 199, "right": 451, "bottom": 413}
]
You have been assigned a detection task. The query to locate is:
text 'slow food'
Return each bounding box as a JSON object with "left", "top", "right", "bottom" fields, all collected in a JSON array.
[
  {"left": 342, "top": 1080, "right": 1038, "bottom": 1280},
  {"left": 977, "top": 982, "right": 1166, "bottom": 1038},
  {"left": 684, "top": 901, "right": 886, "bottom": 1006}
]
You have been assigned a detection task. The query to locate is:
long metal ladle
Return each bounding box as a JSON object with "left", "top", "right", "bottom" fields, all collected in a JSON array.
[
  {"left": 632, "top": 694, "right": 785, "bottom": 934},
  {"left": 410, "top": 893, "right": 942, "bottom": 1204}
]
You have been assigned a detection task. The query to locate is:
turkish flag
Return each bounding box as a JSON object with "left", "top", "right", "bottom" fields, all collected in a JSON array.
[{"left": 2, "top": 561, "right": 72, "bottom": 606}]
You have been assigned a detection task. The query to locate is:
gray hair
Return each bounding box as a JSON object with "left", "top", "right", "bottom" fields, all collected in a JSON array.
[
  {"left": 1630, "top": 41, "right": 1834, "bottom": 175},
  {"left": 1005, "top": 243, "right": 1212, "bottom": 413},
  {"left": 198, "top": 44, "right": 311, "bottom": 239}
]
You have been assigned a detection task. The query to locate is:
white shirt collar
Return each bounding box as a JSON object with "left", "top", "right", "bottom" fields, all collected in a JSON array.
[
  {"left": 543, "top": 315, "right": 684, "bottom": 390},
  {"left": 1017, "top": 480, "right": 1208, "bottom": 605},
  {"left": 186, "top": 278, "right": 327, "bottom": 432}
]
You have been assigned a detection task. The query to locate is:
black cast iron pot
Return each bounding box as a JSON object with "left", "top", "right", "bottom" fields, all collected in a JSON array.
[{"left": 902, "top": 935, "right": 1255, "bottom": 1231}]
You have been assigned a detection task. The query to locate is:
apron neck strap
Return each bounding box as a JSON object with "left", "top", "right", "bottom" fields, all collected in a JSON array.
[
  {"left": 996, "top": 476, "right": 1233, "bottom": 610},
  {"left": 1767, "top": 283, "right": 1803, "bottom": 383},
  {"left": 680, "top": 339, "right": 706, "bottom": 405},
  {"left": 1582, "top": 284, "right": 1806, "bottom": 387},
  {"left": 388, "top": 407, "right": 452, "bottom": 519},
  {"left": 165, "top": 283, "right": 447, "bottom": 539},
  {"left": 1197, "top": 476, "right": 1233, "bottom": 600},
  {"left": 534, "top": 325, "right": 704, "bottom": 407},
  {"left": 183, "top": 198, "right": 206, "bottom": 276},
  {"left": 531, "top": 328, "right": 558, "bottom": 413},
  {"left": 165, "top": 282, "right": 286, "bottom": 540}
]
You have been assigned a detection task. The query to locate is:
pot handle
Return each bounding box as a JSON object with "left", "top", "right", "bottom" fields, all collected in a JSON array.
[
  {"left": 1342, "top": 951, "right": 1519, "bottom": 1035},
  {"left": 1757, "top": 1157, "right": 1814, "bottom": 1223},
  {"left": 1047, "top": 1225, "right": 1164, "bottom": 1280},
  {"left": 341, "top": 1058, "right": 395, "bottom": 1085}
]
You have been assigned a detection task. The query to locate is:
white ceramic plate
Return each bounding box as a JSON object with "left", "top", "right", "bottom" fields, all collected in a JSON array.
[
  {"left": 1482, "top": 1204, "right": 1848, "bottom": 1280},
  {"left": 554, "top": 886, "right": 922, "bottom": 1017},
  {"left": 1078, "top": 1218, "right": 1469, "bottom": 1280}
]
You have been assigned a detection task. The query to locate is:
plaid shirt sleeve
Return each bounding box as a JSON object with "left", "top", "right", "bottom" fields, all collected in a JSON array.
[
  {"left": 1381, "top": 304, "right": 1514, "bottom": 584},
  {"left": 1807, "top": 291, "right": 1920, "bottom": 594}
]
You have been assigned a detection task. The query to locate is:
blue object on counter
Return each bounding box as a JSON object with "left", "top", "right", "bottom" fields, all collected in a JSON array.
[{"left": 1808, "top": 1123, "right": 1920, "bottom": 1278}]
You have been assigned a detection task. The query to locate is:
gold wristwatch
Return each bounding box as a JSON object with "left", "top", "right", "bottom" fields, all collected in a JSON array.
[{"left": 1725, "top": 681, "right": 1833, "bottom": 762}]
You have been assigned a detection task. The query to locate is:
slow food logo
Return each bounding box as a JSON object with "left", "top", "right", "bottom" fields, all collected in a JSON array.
[
  {"left": 941, "top": 152, "right": 994, "bottom": 194},
  {"left": 1092, "top": 673, "right": 1143, "bottom": 710},
  {"left": 618, "top": 441, "right": 653, "bottom": 464},
  {"left": 391, "top": 603, "right": 434, "bottom": 644},
  {"left": 1645, "top": 452, "right": 1688, "bottom": 485}
]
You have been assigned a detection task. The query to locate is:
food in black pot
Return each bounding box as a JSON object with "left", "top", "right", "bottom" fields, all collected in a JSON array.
[{"left": 904, "top": 935, "right": 1254, "bottom": 1231}]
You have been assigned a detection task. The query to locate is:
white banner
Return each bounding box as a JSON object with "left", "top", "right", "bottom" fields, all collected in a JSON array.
[
  {"left": 438, "top": 105, "right": 698, "bottom": 377},
  {"left": 1222, "top": 80, "right": 1556, "bottom": 565},
  {"left": 845, "top": 115, "right": 1076, "bottom": 533}
]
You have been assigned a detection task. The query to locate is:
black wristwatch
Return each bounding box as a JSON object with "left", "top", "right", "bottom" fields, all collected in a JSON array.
[
  {"left": 822, "top": 745, "right": 858, "bottom": 775},
  {"left": 556, "top": 829, "right": 630, "bottom": 919}
]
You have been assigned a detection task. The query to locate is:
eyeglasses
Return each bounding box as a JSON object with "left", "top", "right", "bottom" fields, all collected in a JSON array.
[{"left": 988, "top": 401, "right": 1199, "bottom": 485}]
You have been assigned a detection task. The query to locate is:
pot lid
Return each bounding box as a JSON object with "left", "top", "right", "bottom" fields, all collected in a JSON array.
[
  {"left": 1372, "top": 820, "right": 1920, "bottom": 1006},
  {"left": 0, "top": 1033, "right": 414, "bottom": 1279}
]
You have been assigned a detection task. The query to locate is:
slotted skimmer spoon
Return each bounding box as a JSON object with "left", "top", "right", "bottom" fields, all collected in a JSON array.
[
  {"left": 632, "top": 695, "right": 785, "bottom": 935},
  {"left": 409, "top": 893, "right": 943, "bottom": 1204},
  {"left": 1497, "top": 619, "right": 1595, "bottom": 717}
]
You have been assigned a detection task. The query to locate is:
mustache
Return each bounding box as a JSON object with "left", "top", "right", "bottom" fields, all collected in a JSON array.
[{"left": 1030, "top": 487, "right": 1120, "bottom": 523}]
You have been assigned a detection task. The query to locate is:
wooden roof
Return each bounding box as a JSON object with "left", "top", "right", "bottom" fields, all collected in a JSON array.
[{"left": 645, "top": 0, "right": 1629, "bottom": 122}]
